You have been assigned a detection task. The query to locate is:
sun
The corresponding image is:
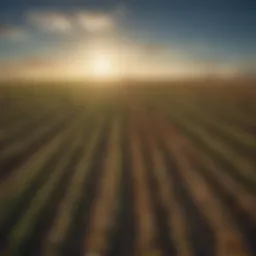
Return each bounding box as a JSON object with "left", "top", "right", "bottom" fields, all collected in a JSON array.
[{"left": 90, "top": 53, "right": 118, "bottom": 80}]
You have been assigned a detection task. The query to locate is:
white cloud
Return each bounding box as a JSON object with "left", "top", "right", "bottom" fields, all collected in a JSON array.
[
  {"left": 0, "top": 25, "right": 27, "bottom": 40},
  {"left": 76, "top": 12, "right": 115, "bottom": 33},
  {"left": 27, "top": 11, "right": 72, "bottom": 33},
  {"left": 26, "top": 10, "right": 118, "bottom": 34}
]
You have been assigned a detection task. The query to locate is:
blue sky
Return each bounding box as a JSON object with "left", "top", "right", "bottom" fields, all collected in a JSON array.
[{"left": 0, "top": 0, "right": 255, "bottom": 79}]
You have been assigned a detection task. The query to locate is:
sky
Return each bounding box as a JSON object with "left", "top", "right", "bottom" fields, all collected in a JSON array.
[{"left": 0, "top": 0, "right": 255, "bottom": 80}]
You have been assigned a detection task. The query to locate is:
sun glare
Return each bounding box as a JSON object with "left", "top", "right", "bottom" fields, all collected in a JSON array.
[{"left": 90, "top": 53, "right": 117, "bottom": 80}]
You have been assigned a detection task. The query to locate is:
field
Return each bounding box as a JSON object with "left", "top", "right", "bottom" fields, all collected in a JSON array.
[{"left": 0, "top": 79, "right": 255, "bottom": 256}]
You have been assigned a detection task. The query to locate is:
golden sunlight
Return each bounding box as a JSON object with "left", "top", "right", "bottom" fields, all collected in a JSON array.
[{"left": 89, "top": 53, "right": 120, "bottom": 80}]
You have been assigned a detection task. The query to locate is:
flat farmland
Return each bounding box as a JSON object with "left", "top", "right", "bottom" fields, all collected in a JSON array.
[{"left": 0, "top": 80, "right": 255, "bottom": 256}]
